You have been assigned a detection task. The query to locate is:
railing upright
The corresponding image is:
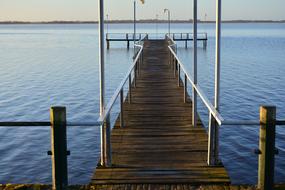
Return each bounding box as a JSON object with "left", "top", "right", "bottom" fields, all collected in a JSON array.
[
  {"left": 100, "top": 114, "right": 111, "bottom": 167},
  {"left": 128, "top": 74, "right": 132, "bottom": 103},
  {"left": 178, "top": 65, "right": 181, "bottom": 87},
  {"left": 184, "top": 74, "right": 187, "bottom": 103},
  {"left": 120, "top": 90, "right": 124, "bottom": 128}
]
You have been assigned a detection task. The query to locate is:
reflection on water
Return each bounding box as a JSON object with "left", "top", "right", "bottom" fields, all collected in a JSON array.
[{"left": 0, "top": 23, "right": 284, "bottom": 184}]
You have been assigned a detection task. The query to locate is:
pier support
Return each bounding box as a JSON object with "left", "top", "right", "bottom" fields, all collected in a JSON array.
[
  {"left": 203, "top": 40, "right": 207, "bottom": 49},
  {"left": 107, "top": 40, "right": 110, "bottom": 49},
  {"left": 258, "top": 106, "right": 276, "bottom": 190}
]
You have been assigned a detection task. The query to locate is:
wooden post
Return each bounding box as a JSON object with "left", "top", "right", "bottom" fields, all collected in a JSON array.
[
  {"left": 203, "top": 40, "right": 207, "bottom": 49},
  {"left": 258, "top": 106, "right": 276, "bottom": 190},
  {"left": 107, "top": 40, "right": 110, "bottom": 50},
  {"left": 127, "top": 34, "right": 129, "bottom": 49},
  {"left": 101, "top": 114, "right": 112, "bottom": 167},
  {"left": 50, "top": 107, "right": 68, "bottom": 190}
]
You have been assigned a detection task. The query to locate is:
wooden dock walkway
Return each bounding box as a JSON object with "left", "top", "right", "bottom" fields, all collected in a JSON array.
[{"left": 92, "top": 40, "right": 230, "bottom": 186}]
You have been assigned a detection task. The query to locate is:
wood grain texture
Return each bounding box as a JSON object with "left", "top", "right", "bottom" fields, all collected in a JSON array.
[{"left": 92, "top": 40, "right": 230, "bottom": 185}]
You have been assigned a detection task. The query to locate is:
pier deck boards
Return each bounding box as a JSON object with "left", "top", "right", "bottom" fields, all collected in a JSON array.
[{"left": 92, "top": 40, "right": 230, "bottom": 185}]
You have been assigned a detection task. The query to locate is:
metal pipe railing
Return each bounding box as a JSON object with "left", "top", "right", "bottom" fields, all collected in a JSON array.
[
  {"left": 166, "top": 35, "right": 285, "bottom": 183},
  {"left": 167, "top": 37, "right": 224, "bottom": 125},
  {"left": 97, "top": 38, "right": 144, "bottom": 167}
]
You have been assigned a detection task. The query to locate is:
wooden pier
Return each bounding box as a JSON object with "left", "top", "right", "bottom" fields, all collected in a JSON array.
[
  {"left": 106, "top": 33, "right": 207, "bottom": 49},
  {"left": 92, "top": 40, "right": 229, "bottom": 186}
]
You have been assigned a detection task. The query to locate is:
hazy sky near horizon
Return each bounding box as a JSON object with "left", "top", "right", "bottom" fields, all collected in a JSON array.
[{"left": 1, "top": 0, "right": 285, "bottom": 21}]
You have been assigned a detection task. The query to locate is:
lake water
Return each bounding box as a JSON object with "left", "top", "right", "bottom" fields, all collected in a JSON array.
[{"left": 0, "top": 23, "right": 284, "bottom": 184}]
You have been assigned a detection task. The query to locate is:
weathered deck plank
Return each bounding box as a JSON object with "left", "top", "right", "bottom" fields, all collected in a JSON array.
[{"left": 92, "top": 40, "right": 230, "bottom": 185}]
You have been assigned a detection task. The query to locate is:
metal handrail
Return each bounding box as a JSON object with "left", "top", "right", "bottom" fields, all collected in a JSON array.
[
  {"left": 167, "top": 35, "right": 285, "bottom": 127},
  {"left": 97, "top": 43, "right": 144, "bottom": 124},
  {"left": 167, "top": 40, "right": 223, "bottom": 125}
]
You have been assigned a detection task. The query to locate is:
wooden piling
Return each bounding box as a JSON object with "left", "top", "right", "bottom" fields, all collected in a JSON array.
[
  {"left": 258, "top": 106, "right": 276, "bottom": 190},
  {"left": 50, "top": 107, "right": 68, "bottom": 190},
  {"left": 107, "top": 40, "right": 110, "bottom": 49}
]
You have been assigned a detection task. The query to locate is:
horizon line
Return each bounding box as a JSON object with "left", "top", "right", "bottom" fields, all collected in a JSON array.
[{"left": 1, "top": 19, "right": 285, "bottom": 24}]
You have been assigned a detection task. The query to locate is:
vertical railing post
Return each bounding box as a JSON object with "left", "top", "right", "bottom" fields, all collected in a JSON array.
[
  {"left": 134, "top": 65, "right": 137, "bottom": 88},
  {"left": 207, "top": 113, "right": 219, "bottom": 165},
  {"left": 178, "top": 64, "right": 181, "bottom": 87},
  {"left": 184, "top": 74, "right": 187, "bottom": 103},
  {"left": 120, "top": 89, "right": 124, "bottom": 128},
  {"left": 169, "top": 51, "right": 171, "bottom": 65},
  {"left": 173, "top": 58, "right": 176, "bottom": 77},
  {"left": 128, "top": 74, "right": 132, "bottom": 103},
  {"left": 192, "top": 0, "right": 198, "bottom": 128},
  {"left": 101, "top": 114, "right": 112, "bottom": 167},
  {"left": 258, "top": 106, "right": 276, "bottom": 190},
  {"left": 49, "top": 107, "right": 68, "bottom": 190}
]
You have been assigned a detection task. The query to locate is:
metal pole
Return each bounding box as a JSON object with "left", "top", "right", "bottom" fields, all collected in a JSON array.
[
  {"left": 134, "top": 0, "right": 136, "bottom": 51},
  {"left": 120, "top": 90, "right": 124, "bottom": 128},
  {"left": 156, "top": 14, "right": 159, "bottom": 39},
  {"left": 164, "top": 9, "right": 170, "bottom": 36},
  {"left": 184, "top": 74, "right": 187, "bottom": 103},
  {"left": 106, "top": 14, "right": 109, "bottom": 34},
  {"left": 98, "top": 0, "right": 105, "bottom": 116},
  {"left": 168, "top": 11, "right": 170, "bottom": 36},
  {"left": 215, "top": 0, "right": 221, "bottom": 110},
  {"left": 192, "top": 0, "right": 198, "bottom": 128},
  {"left": 207, "top": 0, "right": 221, "bottom": 166}
]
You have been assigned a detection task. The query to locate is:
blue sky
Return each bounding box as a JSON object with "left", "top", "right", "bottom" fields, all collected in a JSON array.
[{"left": 1, "top": 0, "right": 285, "bottom": 21}]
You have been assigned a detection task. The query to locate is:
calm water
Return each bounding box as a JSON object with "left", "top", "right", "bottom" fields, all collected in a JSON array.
[{"left": 0, "top": 23, "right": 284, "bottom": 184}]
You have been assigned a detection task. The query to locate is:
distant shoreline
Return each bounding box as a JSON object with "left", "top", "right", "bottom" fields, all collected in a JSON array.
[{"left": 0, "top": 20, "right": 285, "bottom": 24}]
